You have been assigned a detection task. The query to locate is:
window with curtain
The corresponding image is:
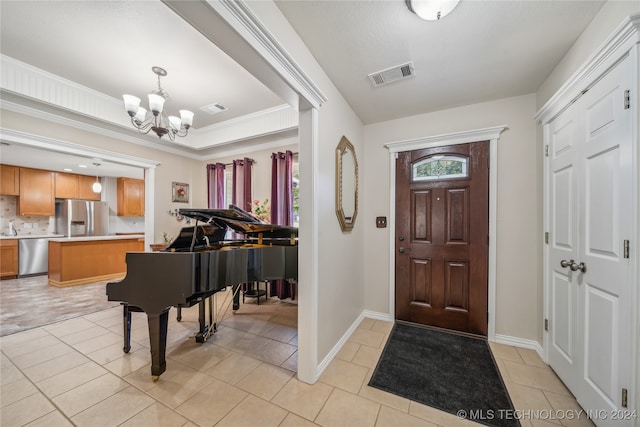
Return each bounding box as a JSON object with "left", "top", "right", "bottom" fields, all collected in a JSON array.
[
  {"left": 270, "top": 150, "right": 294, "bottom": 226},
  {"left": 206, "top": 163, "right": 226, "bottom": 209},
  {"left": 270, "top": 150, "right": 296, "bottom": 300},
  {"left": 232, "top": 158, "right": 253, "bottom": 213}
]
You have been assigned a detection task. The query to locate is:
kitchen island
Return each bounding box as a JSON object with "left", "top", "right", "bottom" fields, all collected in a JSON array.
[{"left": 48, "top": 235, "right": 144, "bottom": 287}]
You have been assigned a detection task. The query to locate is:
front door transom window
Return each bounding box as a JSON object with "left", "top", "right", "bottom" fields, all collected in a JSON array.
[{"left": 412, "top": 155, "right": 468, "bottom": 181}]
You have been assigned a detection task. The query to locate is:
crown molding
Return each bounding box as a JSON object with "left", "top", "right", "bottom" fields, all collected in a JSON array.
[
  {"left": 193, "top": 104, "right": 298, "bottom": 149},
  {"left": 0, "top": 128, "right": 160, "bottom": 169},
  {"left": 210, "top": 0, "right": 328, "bottom": 109},
  {"left": 535, "top": 13, "right": 640, "bottom": 124},
  {"left": 0, "top": 98, "right": 204, "bottom": 160}
]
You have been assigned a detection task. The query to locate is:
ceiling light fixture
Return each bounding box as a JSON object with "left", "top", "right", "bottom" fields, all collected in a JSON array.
[
  {"left": 405, "top": 0, "right": 460, "bottom": 20},
  {"left": 92, "top": 162, "right": 102, "bottom": 193},
  {"left": 123, "top": 66, "right": 194, "bottom": 141}
]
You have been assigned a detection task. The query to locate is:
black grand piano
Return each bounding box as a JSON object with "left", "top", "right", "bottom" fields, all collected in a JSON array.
[{"left": 106, "top": 206, "right": 297, "bottom": 380}]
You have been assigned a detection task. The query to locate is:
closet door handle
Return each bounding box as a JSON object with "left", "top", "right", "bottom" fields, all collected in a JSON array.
[
  {"left": 570, "top": 261, "right": 587, "bottom": 273},
  {"left": 560, "top": 259, "right": 573, "bottom": 269}
]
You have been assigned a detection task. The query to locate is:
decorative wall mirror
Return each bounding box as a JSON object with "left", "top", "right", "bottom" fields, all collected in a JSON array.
[{"left": 336, "top": 135, "right": 358, "bottom": 232}]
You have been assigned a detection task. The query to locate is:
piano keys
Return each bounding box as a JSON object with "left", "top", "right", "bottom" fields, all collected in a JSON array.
[{"left": 106, "top": 206, "right": 297, "bottom": 380}]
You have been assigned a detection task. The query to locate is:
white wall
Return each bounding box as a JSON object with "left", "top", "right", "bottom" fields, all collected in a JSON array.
[{"left": 363, "top": 94, "right": 540, "bottom": 341}]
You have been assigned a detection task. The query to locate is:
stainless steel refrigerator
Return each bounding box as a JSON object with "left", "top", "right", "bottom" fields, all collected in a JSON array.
[{"left": 55, "top": 199, "right": 110, "bottom": 237}]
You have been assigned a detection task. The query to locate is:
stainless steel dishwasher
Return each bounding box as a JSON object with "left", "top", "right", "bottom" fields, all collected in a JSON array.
[{"left": 18, "top": 238, "right": 49, "bottom": 276}]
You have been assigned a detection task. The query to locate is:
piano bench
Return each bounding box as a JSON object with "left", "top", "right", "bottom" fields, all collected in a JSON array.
[{"left": 242, "top": 281, "right": 269, "bottom": 305}]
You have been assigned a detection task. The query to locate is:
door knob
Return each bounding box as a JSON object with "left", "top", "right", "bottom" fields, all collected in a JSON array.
[
  {"left": 398, "top": 236, "right": 405, "bottom": 241},
  {"left": 570, "top": 261, "right": 587, "bottom": 273},
  {"left": 560, "top": 259, "right": 573, "bottom": 269},
  {"left": 399, "top": 247, "right": 407, "bottom": 254}
]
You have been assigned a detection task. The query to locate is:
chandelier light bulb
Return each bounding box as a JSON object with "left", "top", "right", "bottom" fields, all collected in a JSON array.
[
  {"left": 148, "top": 94, "right": 165, "bottom": 115},
  {"left": 123, "top": 94, "right": 141, "bottom": 116}
]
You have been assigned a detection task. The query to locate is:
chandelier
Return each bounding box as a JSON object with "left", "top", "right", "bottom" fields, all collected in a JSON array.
[{"left": 122, "top": 66, "right": 194, "bottom": 141}]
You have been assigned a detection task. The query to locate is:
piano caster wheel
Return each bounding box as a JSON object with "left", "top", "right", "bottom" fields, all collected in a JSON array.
[
  {"left": 152, "top": 376, "right": 159, "bottom": 382},
  {"left": 195, "top": 333, "right": 204, "bottom": 343},
  {"left": 123, "top": 346, "right": 130, "bottom": 353}
]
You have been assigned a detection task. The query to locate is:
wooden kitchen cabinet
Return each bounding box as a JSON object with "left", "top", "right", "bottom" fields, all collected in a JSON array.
[
  {"left": 78, "top": 175, "right": 101, "bottom": 201},
  {"left": 55, "top": 172, "right": 102, "bottom": 201},
  {"left": 0, "top": 239, "right": 19, "bottom": 279},
  {"left": 18, "top": 167, "right": 55, "bottom": 216},
  {"left": 117, "top": 177, "right": 144, "bottom": 216},
  {"left": 55, "top": 171, "right": 79, "bottom": 198},
  {"left": 0, "top": 164, "right": 20, "bottom": 196}
]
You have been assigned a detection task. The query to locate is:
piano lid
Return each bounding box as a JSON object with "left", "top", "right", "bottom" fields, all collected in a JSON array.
[{"left": 178, "top": 205, "right": 298, "bottom": 239}]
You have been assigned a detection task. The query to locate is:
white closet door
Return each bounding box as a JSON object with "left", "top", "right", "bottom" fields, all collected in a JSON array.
[
  {"left": 547, "top": 55, "right": 633, "bottom": 425},
  {"left": 548, "top": 100, "right": 580, "bottom": 393},
  {"left": 577, "top": 55, "right": 633, "bottom": 422}
]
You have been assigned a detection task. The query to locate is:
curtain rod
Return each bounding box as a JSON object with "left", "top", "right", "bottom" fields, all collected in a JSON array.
[{"left": 218, "top": 151, "right": 299, "bottom": 167}]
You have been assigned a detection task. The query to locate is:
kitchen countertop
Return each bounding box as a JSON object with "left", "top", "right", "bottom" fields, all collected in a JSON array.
[
  {"left": 48, "top": 235, "right": 144, "bottom": 243},
  {"left": 0, "top": 234, "right": 64, "bottom": 240}
]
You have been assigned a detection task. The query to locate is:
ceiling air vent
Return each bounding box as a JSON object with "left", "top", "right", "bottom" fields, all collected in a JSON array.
[
  {"left": 368, "top": 62, "right": 415, "bottom": 87},
  {"left": 200, "top": 102, "right": 228, "bottom": 115}
]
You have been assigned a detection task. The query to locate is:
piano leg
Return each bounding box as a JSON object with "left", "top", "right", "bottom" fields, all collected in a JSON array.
[
  {"left": 196, "top": 299, "right": 206, "bottom": 343},
  {"left": 195, "top": 294, "right": 216, "bottom": 343},
  {"left": 232, "top": 283, "right": 241, "bottom": 311},
  {"left": 147, "top": 310, "right": 169, "bottom": 381},
  {"left": 122, "top": 303, "right": 132, "bottom": 353}
]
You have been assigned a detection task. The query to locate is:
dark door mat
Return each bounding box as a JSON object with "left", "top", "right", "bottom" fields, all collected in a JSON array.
[{"left": 368, "top": 322, "right": 520, "bottom": 427}]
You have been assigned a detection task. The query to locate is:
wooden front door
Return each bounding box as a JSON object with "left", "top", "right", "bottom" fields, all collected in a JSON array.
[{"left": 395, "top": 142, "right": 489, "bottom": 336}]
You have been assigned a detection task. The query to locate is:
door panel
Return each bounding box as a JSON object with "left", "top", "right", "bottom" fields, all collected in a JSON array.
[
  {"left": 551, "top": 271, "right": 572, "bottom": 361},
  {"left": 413, "top": 191, "right": 432, "bottom": 242},
  {"left": 444, "top": 261, "right": 469, "bottom": 311},
  {"left": 410, "top": 258, "right": 432, "bottom": 306},
  {"left": 585, "top": 148, "right": 619, "bottom": 258},
  {"left": 585, "top": 286, "right": 617, "bottom": 405},
  {"left": 396, "top": 142, "right": 488, "bottom": 335},
  {"left": 445, "top": 188, "right": 469, "bottom": 244}
]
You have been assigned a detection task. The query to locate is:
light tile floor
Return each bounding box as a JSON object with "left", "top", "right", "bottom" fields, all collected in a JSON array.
[{"left": 0, "top": 289, "right": 593, "bottom": 427}]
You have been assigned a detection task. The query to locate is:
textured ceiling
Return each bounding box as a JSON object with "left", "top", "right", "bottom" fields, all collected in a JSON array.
[{"left": 275, "top": 0, "right": 605, "bottom": 124}]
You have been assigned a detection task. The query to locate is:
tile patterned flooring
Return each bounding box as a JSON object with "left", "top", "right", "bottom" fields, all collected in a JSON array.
[{"left": 0, "top": 280, "right": 593, "bottom": 426}]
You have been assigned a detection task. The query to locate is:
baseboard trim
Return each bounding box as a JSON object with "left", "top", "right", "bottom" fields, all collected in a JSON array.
[
  {"left": 494, "top": 333, "right": 545, "bottom": 362},
  {"left": 314, "top": 313, "right": 546, "bottom": 382},
  {"left": 362, "top": 310, "right": 393, "bottom": 323},
  {"left": 314, "top": 310, "right": 393, "bottom": 380}
]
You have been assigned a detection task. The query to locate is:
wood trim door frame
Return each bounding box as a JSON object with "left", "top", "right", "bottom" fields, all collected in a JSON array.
[{"left": 385, "top": 125, "right": 506, "bottom": 341}]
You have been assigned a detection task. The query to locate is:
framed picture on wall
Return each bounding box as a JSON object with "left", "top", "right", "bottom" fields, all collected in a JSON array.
[{"left": 172, "top": 182, "right": 189, "bottom": 203}]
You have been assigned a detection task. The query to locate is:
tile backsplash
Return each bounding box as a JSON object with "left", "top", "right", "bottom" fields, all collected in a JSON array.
[{"left": 0, "top": 196, "right": 55, "bottom": 236}]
